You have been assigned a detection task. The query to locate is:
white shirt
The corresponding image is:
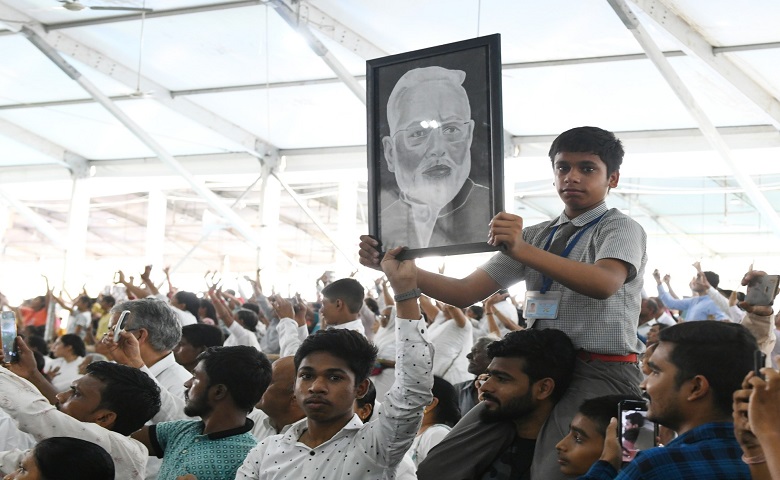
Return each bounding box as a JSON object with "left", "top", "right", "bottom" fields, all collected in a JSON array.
[
  {"left": 0, "top": 368, "right": 147, "bottom": 480},
  {"left": 428, "top": 314, "right": 473, "bottom": 385},
  {"left": 328, "top": 318, "right": 366, "bottom": 336},
  {"left": 66, "top": 311, "right": 91, "bottom": 339},
  {"left": 277, "top": 318, "right": 309, "bottom": 357},
  {"left": 408, "top": 424, "right": 451, "bottom": 467},
  {"left": 47, "top": 356, "right": 85, "bottom": 393},
  {"left": 248, "top": 408, "right": 293, "bottom": 441},
  {"left": 172, "top": 307, "right": 198, "bottom": 327},
  {"left": 0, "top": 410, "right": 35, "bottom": 452},
  {"left": 224, "top": 322, "right": 263, "bottom": 351},
  {"left": 236, "top": 316, "right": 433, "bottom": 479}
]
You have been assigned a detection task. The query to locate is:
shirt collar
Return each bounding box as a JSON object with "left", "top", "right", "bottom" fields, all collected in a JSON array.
[
  {"left": 284, "top": 414, "right": 364, "bottom": 445},
  {"left": 147, "top": 351, "right": 176, "bottom": 377},
  {"left": 667, "top": 421, "right": 736, "bottom": 447},
  {"left": 552, "top": 201, "right": 609, "bottom": 228},
  {"left": 195, "top": 418, "right": 255, "bottom": 440}
]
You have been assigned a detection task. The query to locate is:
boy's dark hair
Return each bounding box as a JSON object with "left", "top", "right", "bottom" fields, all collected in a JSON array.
[
  {"left": 659, "top": 322, "right": 756, "bottom": 416},
  {"left": 86, "top": 361, "right": 161, "bottom": 435},
  {"left": 196, "top": 346, "right": 272, "bottom": 412},
  {"left": 101, "top": 295, "right": 116, "bottom": 308},
  {"left": 487, "top": 328, "right": 576, "bottom": 403},
  {"left": 36, "top": 437, "right": 115, "bottom": 480},
  {"left": 294, "top": 329, "right": 378, "bottom": 385},
  {"left": 174, "top": 291, "right": 200, "bottom": 320},
  {"left": 703, "top": 271, "right": 720, "bottom": 289},
  {"left": 626, "top": 411, "right": 645, "bottom": 428},
  {"left": 431, "top": 376, "right": 461, "bottom": 428},
  {"left": 236, "top": 309, "right": 259, "bottom": 333},
  {"left": 26, "top": 334, "right": 49, "bottom": 355},
  {"left": 181, "top": 324, "right": 224, "bottom": 348},
  {"left": 548, "top": 126, "right": 624, "bottom": 175},
  {"left": 355, "top": 379, "right": 377, "bottom": 421},
  {"left": 469, "top": 305, "right": 484, "bottom": 319},
  {"left": 578, "top": 394, "right": 642, "bottom": 436},
  {"left": 321, "top": 278, "right": 365, "bottom": 313},
  {"left": 59, "top": 333, "right": 87, "bottom": 358},
  {"left": 199, "top": 298, "right": 217, "bottom": 321}
]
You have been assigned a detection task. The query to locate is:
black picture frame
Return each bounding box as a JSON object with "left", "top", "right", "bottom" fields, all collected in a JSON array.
[{"left": 367, "top": 34, "right": 504, "bottom": 260}]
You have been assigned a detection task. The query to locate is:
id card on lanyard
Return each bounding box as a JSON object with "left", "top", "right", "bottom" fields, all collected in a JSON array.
[{"left": 524, "top": 213, "right": 606, "bottom": 323}]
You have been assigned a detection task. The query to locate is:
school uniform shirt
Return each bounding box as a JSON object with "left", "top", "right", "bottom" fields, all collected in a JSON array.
[
  {"left": 224, "top": 322, "right": 263, "bottom": 351},
  {"left": 0, "top": 367, "right": 148, "bottom": 480},
  {"left": 150, "top": 419, "right": 256, "bottom": 480},
  {"left": 328, "top": 318, "right": 366, "bottom": 336},
  {"left": 236, "top": 316, "right": 433, "bottom": 479}
]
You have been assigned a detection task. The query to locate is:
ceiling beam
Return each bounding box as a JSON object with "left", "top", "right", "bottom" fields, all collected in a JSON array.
[
  {"left": 608, "top": 0, "right": 780, "bottom": 239},
  {"left": 628, "top": 0, "right": 780, "bottom": 129}
]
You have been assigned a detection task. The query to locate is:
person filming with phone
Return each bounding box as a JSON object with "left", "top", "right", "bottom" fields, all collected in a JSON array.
[{"left": 578, "top": 321, "right": 756, "bottom": 479}]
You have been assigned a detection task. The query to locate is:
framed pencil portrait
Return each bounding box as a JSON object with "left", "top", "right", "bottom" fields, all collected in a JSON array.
[{"left": 367, "top": 34, "right": 504, "bottom": 260}]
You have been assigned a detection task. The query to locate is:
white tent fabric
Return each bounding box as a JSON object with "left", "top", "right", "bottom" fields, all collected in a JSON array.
[{"left": 0, "top": 0, "right": 779, "bottom": 299}]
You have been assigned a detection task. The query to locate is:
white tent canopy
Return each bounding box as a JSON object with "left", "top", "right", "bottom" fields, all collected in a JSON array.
[{"left": 0, "top": 0, "right": 779, "bottom": 300}]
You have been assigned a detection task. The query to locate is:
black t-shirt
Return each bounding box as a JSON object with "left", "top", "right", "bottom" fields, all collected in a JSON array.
[{"left": 479, "top": 436, "right": 536, "bottom": 480}]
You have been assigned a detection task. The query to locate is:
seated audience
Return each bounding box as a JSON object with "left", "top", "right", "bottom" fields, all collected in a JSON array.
[
  {"left": 417, "top": 328, "right": 576, "bottom": 480},
  {"left": 132, "top": 346, "right": 272, "bottom": 480},
  {"left": 209, "top": 289, "right": 262, "bottom": 351},
  {"left": 579, "top": 321, "right": 755, "bottom": 479},
  {"left": 5, "top": 436, "right": 115, "bottom": 480},
  {"left": 0, "top": 337, "right": 160, "bottom": 480}
]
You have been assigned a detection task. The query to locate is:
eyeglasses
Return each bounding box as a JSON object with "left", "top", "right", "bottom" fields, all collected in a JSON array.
[{"left": 392, "top": 120, "right": 470, "bottom": 149}]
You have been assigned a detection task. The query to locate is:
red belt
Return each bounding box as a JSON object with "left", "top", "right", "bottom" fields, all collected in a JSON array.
[{"left": 577, "top": 351, "right": 638, "bottom": 363}]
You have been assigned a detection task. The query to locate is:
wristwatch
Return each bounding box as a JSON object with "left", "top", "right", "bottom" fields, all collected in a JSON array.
[{"left": 394, "top": 288, "right": 422, "bottom": 302}]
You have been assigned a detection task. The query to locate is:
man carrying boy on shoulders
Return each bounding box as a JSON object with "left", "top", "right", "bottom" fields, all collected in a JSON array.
[{"left": 360, "top": 126, "right": 647, "bottom": 479}]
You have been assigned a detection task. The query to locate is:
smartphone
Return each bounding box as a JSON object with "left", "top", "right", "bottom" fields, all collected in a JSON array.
[
  {"left": 618, "top": 400, "right": 658, "bottom": 466},
  {"left": 113, "top": 310, "right": 131, "bottom": 342},
  {"left": 0, "top": 311, "right": 18, "bottom": 363},
  {"left": 755, "top": 350, "right": 767, "bottom": 380},
  {"left": 745, "top": 274, "right": 780, "bottom": 306}
]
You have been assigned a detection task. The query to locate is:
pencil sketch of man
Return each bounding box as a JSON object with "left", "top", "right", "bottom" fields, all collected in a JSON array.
[{"left": 381, "top": 66, "right": 490, "bottom": 250}]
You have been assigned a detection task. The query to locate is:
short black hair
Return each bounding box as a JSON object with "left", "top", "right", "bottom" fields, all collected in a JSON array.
[
  {"left": 469, "top": 305, "right": 484, "bottom": 319},
  {"left": 294, "top": 328, "right": 378, "bottom": 385},
  {"left": 86, "top": 361, "right": 161, "bottom": 435},
  {"left": 364, "top": 298, "right": 380, "bottom": 316},
  {"left": 578, "top": 394, "right": 642, "bottom": 436},
  {"left": 35, "top": 437, "right": 115, "bottom": 480},
  {"left": 181, "top": 324, "right": 224, "bottom": 349},
  {"left": 703, "top": 271, "right": 720, "bottom": 289},
  {"left": 196, "top": 346, "right": 272, "bottom": 412},
  {"left": 431, "top": 376, "right": 461, "bottom": 428},
  {"left": 174, "top": 291, "right": 200, "bottom": 320},
  {"left": 236, "top": 309, "right": 259, "bottom": 333},
  {"left": 321, "top": 278, "right": 365, "bottom": 314},
  {"left": 26, "top": 334, "right": 49, "bottom": 355},
  {"left": 659, "top": 322, "right": 756, "bottom": 416},
  {"left": 198, "top": 298, "right": 217, "bottom": 321},
  {"left": 59, "top": 334, "right": 87, "bottom": 358},
  {"left": 487, "top": 328, "right": 576, "bottom": 403},
  {"left": 101, "top": 295, "right": 116, "bottom": 308},
  {"left": 548, "top": 126, "right": 624, "bottom": 175}
]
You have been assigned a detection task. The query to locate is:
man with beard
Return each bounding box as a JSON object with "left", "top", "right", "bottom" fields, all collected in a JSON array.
[
  {"left": 417, "top": 328, "right": 576, "bottom": 480},
  {"left": 380, "top": 66, "right": 490, "bottom": 250},
  {"left": 131, "top": 346, "right": 272, "bottom": 480}
]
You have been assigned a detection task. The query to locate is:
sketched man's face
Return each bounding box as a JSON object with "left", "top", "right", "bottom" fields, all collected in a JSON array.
[{"left": 383, "top": 82, "right": 474, "bottom": 210}]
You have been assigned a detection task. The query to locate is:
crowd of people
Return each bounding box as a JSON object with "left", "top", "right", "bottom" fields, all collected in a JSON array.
[{"left": 0, "top": 126, "right": 777, "bottom": 479}]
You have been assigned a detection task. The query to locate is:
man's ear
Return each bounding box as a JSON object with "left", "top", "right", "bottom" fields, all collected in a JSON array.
[
  {"left": 136, "top": 328, "right": 149, "bottom": 345},
  {"left": 608, "top": 170, "right": 620, "bottom": 189},
  {"left": 382, "top": 136, "right": 396, "bottom": 173},
  {"left": 93, "top": 409, "right": 117, "bottom": 430},
  {"left": 211, "top": 383, "right": 229, "bottom": 402},
  {"left": 534, "top": 378, "right": 556, "bottom": 401},
  {"left": 686, "top": 375, "right": 711, "bottom": 402},
  {"left": 355, "top": 378, "right": 371, "bottom": 399}
]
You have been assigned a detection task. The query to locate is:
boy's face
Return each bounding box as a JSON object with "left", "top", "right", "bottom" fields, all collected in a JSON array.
[
  {"left": 296, "top": 351, "right": 368, "bottom": 425},
  {"left": 553, "top": 152, "right": 619, "bottom": 218},
  {"left": 555, "top": 413, "right": 605, "bottom": 476}
]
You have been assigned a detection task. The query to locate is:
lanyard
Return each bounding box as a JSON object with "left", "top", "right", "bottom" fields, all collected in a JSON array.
[{"left": 539, "top": 213, "right": 606, "bottom": 293}]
